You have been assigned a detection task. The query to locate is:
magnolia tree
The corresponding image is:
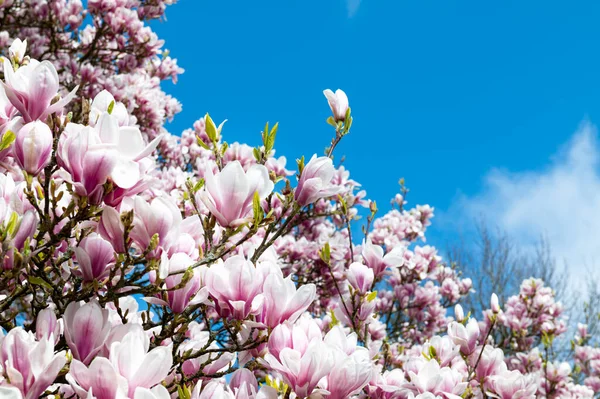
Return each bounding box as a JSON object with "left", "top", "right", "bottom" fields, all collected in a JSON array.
[{"left": 0, "top": 2, "right": 599, "bottom": 399}]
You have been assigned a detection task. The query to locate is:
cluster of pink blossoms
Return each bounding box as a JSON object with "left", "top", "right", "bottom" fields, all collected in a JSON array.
[
  {"left": 0, "top": 0, "right": 183, "bottom": 143},
  {"left": 0, "top": 3, "right": 599, "bottom": 398}
]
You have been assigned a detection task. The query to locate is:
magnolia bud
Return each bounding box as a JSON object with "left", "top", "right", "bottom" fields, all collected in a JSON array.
[
  {"left": 14, "top": 121, "right": 53, "bottom": 175},
  {"left": 347, "top": 262, "right": 374, "bottom": 294},
  {"left": 323, "top": 89, "right": 349, "bottom": 122},
  {"left": 490, "top": 293, "right": 500, "bottom": 314},
  {"left": 455, "top": 304, "right": 465, "bottom": 322},
  {"left": 8, "top": 38, "right": 27, "bottom": 63}
]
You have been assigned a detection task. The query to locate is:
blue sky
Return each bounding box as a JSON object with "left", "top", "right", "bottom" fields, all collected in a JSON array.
[{"left": 153, "top": 1, "right": 600, "bottom": 269}]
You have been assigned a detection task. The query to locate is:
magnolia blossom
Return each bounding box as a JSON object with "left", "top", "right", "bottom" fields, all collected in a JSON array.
[
  {"left": 57, "top": 123, "right": 118, "bottom": 203},
  {"left": 8, "top": 38, "right": 27, "bottom": 63},
  {"left": 204, "top": 255, "right": 266, "bottom": 319},
  {"left": 93, "top": 105, "right": 162, "bottom": 189},
  {"left": 67, "top": 329, "right": 173, "bottom": 398},
  {"left": 199, "top": 161, "right": 274, "bottom": 227},
  {"left": 63, "top": 300, "right": 111, "bottom": 365},
  {"left": 361, "top": 238, "right": 405, "bottom": 277},
  {"left": 0, "top": 328, "right": 66, "bottom": 399},
  {"left": 261, "top": 273, "right": 316, "bottom": 328},
  {"left": 347, "top": 262, "right": 375, "bottom": 294},
  {"left": 447, "top": 318, "right": 480, "bottom": 355},
  {"left": 35, "top": 308, "right": 61, "bottom": 345},
  {"left": 98, "top": 206, "right": 127, "bottom": 253},
  {"left": 72, "top": 233, "right": 115, "bottom": 282},
  {"left": 160, "top": 252, "right": 205, "bottom": 313},
  {"left": 294, "top": 155, "right": 341, "bottom": 206},
  {"left": 264, "top": 338, "right": 334, "bottom": 398},
  {"left": 323, "top": 88, "right": 349, "bottom": 122},
  {"left": 1, "top": 57, "right": 77, "bottom": 122},
  {"left": 13, "top": 121, "right": 53, "bottom": 175}
]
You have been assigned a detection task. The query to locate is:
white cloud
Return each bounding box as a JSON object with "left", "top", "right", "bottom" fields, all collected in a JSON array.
[
  {"left": 347, "top": 0, "right": 361, "bottom": 18},
  {"left": 453, "top": 122, "right": 600, "bottom": 280}
]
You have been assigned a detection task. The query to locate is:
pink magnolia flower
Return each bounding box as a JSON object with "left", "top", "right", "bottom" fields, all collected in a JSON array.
[
  {"left": 447, "top": 318, "right": 480, "bottom": 355},
  {"left": 267, "top": 320, "right": 322, "bottom": 361},
  {"left": 108, "top": 329, "right": 173, "bottom": 397},
  {"left": 130, "top": 195, "right": 198, "bottom": 258},
  {"left": 89, "top": 90, "right": 130, "bottom": 127},
  {"left": 63, "top": 300, "right": 111, "bottom": 365},
  {"left": 161, "top": 252, "right": 204, "bottom": 313},
  {"left": 8, "top": 38, "right": 27, "bottom": 64},
  {"left": 57, "top": 123, "right": 118, "bottom": 204},
  {"left": 193, "top": 381, "right": 235, "bottom": 399},
  {"left": 35, "top": 308, "right": 61, "bottom": 345},
  {"left": 93, "top": 110, "right": 162, "bottom": 189},
  {"left": 323, "top": 88, "right": 349, "bottom": 122},
  {"left": 199, "top": 160, "right": 274, "bottom": 227},
  {"left": 487, "top": 370, "right": 537, "bottom": 399},
  {"left": 294, "top": 155, "right": 342, "bottom": 206},
  {"left": 72, "top": 233, "right": 115, "bottom": 282},
  {"left": 1, "top": 57, "right": 77, "bottom": 122},
  {"left": 475, "top": 347, "right": 506, "bottom": 383},
  {"left": 264, "top": 338, "right": 334, "bottom": 398},
  {"left": 0, "top": 328, "right": 66, "bottom": 399},
  {"left": 261, "top": 273, "right": 316, "bottom": 328},
  {"left": 13, "top": 121, "right": 53, "bottom": 175},
  {"left": 404, "top": 359, "right": 466, "bottom": 399},
  {"left": 347, "top": 262, "right": 374, "bottom": 294},
  {"left": 98, "top": 206, "right": 127, "bottom": 253},
  {"left": 67, "top": 357, "right": 127, "bottom": 399},
  {"left": 204, "top": 255, "right": 265, "bottom": 319},
  {"left": 361, "top": 238, "right": 405, "bottom": 277},
  {"left": 326, "top": 348, "right": 373, "bottom": 399}
]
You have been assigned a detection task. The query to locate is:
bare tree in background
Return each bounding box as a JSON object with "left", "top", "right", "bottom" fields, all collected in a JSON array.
[{"left": 447, "top": 222, "right": 573, "bottom": 316}]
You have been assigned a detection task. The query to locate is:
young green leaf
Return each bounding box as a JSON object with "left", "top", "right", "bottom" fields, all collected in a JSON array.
[
  {"left": 253, "top": 191, "right": 263, "bottom": 225},
  {"left": 0, "top": 130, "right": 16, "bottom": 151},
  {"left": 205, "top": 113, "right": 218, "bottom": 143}
]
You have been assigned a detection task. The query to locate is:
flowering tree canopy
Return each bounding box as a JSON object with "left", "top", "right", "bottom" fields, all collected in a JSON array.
[{"left": 0, "top": 1, "right": 599, "bottom": 399}]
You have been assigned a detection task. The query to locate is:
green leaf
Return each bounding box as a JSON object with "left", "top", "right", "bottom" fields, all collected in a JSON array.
[
  {"left": 196, "top": 137, "right": 210, "bottom": 150},
  {"left": 194, "top": 178, "right": 205, "bottom": 192},
  {"left": 107, "top": 100, "right": 115, "bottom": 115},
  {"left": 428, "top": 345, "right": 437, "bottom": 359},
  {"left": 205, "top": 113, "right": 218, "bottom": 143},
  {"left": 296, "top": 156, "right": 305, "bottom": 175},
  {"left": 326, "top": 116, "right": 337, "bottom": 128},
  {"left": 28, "top": 276, "right": 54, "bottom": 290},
  {"left": 252, "top": 191, "right": 263, "bottom": 225},
  {"left": 265, "top": 122, "right": 278, "bottom": 153},
  {"left": 319, "top": 242, "right": 331, "bottom": 263},
  {"left": 366, "top": 291, "right": 378, "bottom": 302},
  {"left": 0, "top": 130, "right": 16, "bottom": 151},
  {"left": 5, "top": 211, "right": 18, "bottom": 237},
  {"left": 343, "top": 115, "right": 353, "bottom": 133},
  {"left": 253, "top": 147, "right": 261, "bottom": 162},
  {"left": 262, "top": 121, "right": 269, "bottom": 144},
  {"left": 177, "top": 385, "right": 192, "bottom": 399},
  {"left": 330, "top": 309, "right": 339, "bottom": 327}
]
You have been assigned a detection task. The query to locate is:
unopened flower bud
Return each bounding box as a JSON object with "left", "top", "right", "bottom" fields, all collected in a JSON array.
[
  {"left": 455, "top": 304, "right": 465, "bottom": 322},
  {"left": 323, "top": 88, "right": 349, "bottom": 122},
  {"left": 491, "top": 293, "right": 500, "bottom": 313},
  {"left": 14, "top": 121, "right": 53, "bottom": 175},
  {"left": 8, "top": 38, "right": 27, "bottom": 64}
]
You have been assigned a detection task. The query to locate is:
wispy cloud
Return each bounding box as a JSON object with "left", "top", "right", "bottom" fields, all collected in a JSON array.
[
  {"left": 347, "top": 0, "right": 361, "bottom": 18},
  {"left": 451, "top": 122, "right": 600, "bottom": 281}
]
